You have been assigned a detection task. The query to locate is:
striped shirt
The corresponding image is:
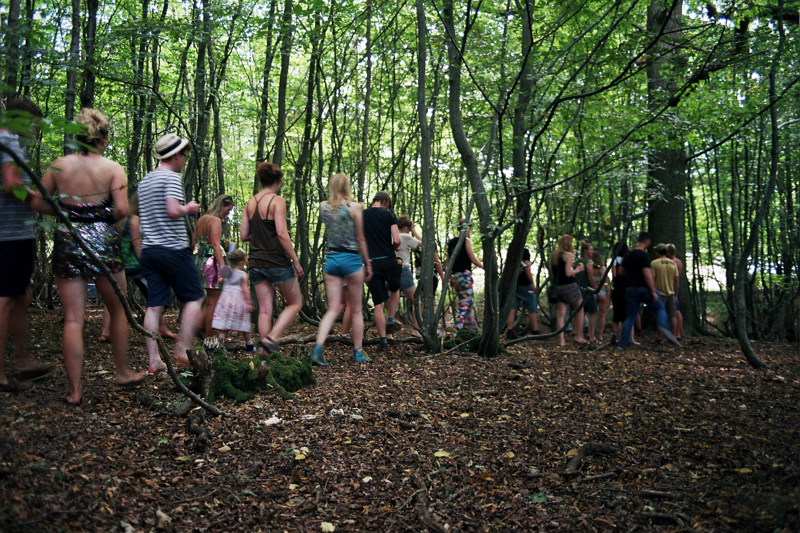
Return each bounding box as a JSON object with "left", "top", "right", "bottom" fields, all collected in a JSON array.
[
  {"left": 138, "top": 167, "right": 188, "bottom": 250},
  {"left": 0, "top": 130, "right": 35, "bottom": 241}
]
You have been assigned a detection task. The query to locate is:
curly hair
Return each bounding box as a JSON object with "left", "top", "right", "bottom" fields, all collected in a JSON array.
[
  {"left": 228, "top": 248, "right": 247, "bottom": 266},
  {"left": 256, "top": 161, "right": 283, "bottom": 188},
  {"left": 76, "top": 108, "right": 109, "bottom": 154}
]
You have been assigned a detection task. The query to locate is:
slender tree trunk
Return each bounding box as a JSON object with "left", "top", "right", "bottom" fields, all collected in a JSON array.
[
  {"left": 498, "top": 0, "right": 535, "bottom": 334},
  {"left": 63, "top": 0, "right": 81, "bottom": 155},
  {"left": 183, "top": 0, "right": 211, "bottom": 201},
  {"left": 79, "top": 0, "right": 98, "bottom": 109},
  {"left": 443, "top": 0, "right": 499, "bottom": 356},
  {"left": 357, "top": 0, "right": 372, "bottom": 203},
  {"left": 734, "top": 0, "right": 785, "bottom": 368},
  {"left": 127, "top": 0, "right": 149, "bottom": 186},
  {"left": 254, "top": 0, "right": 279, "bottom": 192},
  {"left": 2, "top": 0, "right": 21, "bottom": 98},
  {"left": 272, "top": 0, "right": 293, "bottom": 167},
  {"left": 415, "top": 0, "right": 439, "bottom": 351}
]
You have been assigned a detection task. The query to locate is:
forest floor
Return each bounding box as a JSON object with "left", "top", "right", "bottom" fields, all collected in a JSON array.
[{"left": 2, "top": 307, "right": 800, "bottom": 533}]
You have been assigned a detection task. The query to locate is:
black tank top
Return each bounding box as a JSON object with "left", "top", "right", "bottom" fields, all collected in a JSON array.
[{"left": 248, "top": 194, "right": 292, "bottom": 269}]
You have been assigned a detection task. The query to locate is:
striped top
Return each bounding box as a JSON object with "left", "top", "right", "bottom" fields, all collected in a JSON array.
[
  {"left": 138, "top": 167, "right": 188, "bottom": 250},
  {"left": 0, "top": 130, "right": 35, "bottom": 241}
]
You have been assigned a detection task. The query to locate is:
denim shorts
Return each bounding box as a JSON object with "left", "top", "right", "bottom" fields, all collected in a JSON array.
[
  {"left": 323, "top": 252, "right": 363, "bottom": 277},
  {"left": 140, "top": 246, "right": 205, "bottom": 307},
  {"left": 512, "top": 284, "right": 538, "bottom": 313},
  {"left": 250, "top": 266, "right": 295, "bottom": 285},
  {"left": 399, "top": 265, "right": 415, "bottom": 291}
]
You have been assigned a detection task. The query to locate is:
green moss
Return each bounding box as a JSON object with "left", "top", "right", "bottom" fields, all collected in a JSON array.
[
  {"left": 189, "top": 347, "right": 315, "bottom": 403},
  {"left": 442, "top": 329, "right": 507, "bottom": 356}
]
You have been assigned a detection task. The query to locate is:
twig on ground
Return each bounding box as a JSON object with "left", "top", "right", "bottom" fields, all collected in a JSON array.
[
  {"left": 413, "top": 476, "right": 448, "bottom": 533},
  {"left": 580, "top": 472, "right": 616, "bottom": 482},
  {"left": 562, "top": 443, "right": 618, "bottom": 477}
]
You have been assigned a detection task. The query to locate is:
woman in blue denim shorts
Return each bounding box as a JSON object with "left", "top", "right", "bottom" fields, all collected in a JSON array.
[
  {"left": 241, "top": 162, "right": 304, "bottom": 354},
  {"left": 310, "top": 174, "right": 372, "bottom": 365}
]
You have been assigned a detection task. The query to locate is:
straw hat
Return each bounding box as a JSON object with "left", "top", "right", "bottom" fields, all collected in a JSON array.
[{"left": 154, "top": 133, "right": 190, "bottom": 160}]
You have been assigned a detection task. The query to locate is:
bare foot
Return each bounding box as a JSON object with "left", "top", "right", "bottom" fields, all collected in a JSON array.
[
  {"left": 174, "top": 355, "right": 190, "bottom": 368},
  {"left": 148, "top": 361, "right": 167, "bottom": 373},
  {"left": 115, "top": 370, "right": 148, "bottom": 387},
  {"left": 65, "top": 392, "right": 81, "bottom": 405},
  {"left": 159, "top": 329, "right": 179, "bottom": 340},
  {"left": 632, "top": 340, "right": 641, "bottom": 345},
  {"left": 574, "top": 337, "right": 589, "bottom": 345}
]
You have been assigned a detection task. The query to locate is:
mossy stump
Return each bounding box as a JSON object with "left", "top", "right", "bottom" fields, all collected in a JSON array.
[{"left": 185, "top": 340, "right": 314, "bottom": 403}]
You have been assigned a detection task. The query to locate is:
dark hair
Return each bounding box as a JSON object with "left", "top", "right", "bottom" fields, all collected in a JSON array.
[
  {"left": 398, "top": 215, "right": 412, "bottom": 230},
  {"left": 612, "top": 241, "right": 629, "bottom": 257},
  {"left": 256, "top": 161, "right": 283, "bottom": 187},
  {"left": 6, "top": 98, "right": 42, "bottom": 118},
  {"left": 372, "top": 191, "right": 392, "bottom": 208},
  {"left": 637, "top": 231, "right": 653, "bottom": 244}
]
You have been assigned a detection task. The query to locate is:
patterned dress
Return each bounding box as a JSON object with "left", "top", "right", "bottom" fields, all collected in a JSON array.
[
  {"left": 52, "top": 198, "right": 123, "bottom": 279},
  {"left": 211, "top": 268, "right": 250, "bottom": 332}
]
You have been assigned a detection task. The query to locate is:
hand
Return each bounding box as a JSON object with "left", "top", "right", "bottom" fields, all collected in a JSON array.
[
  {"left": 185, "top": 201, "right": 200, "bottom": 215},
  {"left": 364, "top": 263, "right": 372, "bottom": 282},
  {"left": 246, "top": 303, "right": 253, "bottom": 313},
  {"left": 652, "top": 290, "right": 659, "bottom": 303}
]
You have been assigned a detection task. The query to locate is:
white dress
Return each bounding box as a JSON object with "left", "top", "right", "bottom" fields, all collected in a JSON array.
[{"left": 211, "top": 269, "right": 250, "bottom": 332}]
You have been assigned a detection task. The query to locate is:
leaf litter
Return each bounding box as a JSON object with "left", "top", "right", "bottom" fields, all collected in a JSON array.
[{"left": 1, "top": 308, "right": 799, "bottom": 531}]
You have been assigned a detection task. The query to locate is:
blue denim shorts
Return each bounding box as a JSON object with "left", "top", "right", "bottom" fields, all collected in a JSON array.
[
  {"left": 399, "top": 265, "right": 415, "bottom": 291},
  {"left": 323, "top": 252, "right": 363, "bottom": 277},
  {"left": 250, "top": 266, "right": 295, "bottom": 285},
  {"left": 512, "top": 284, "right": 538, "bottom": 313},
  {"left": 140, "top": 246, "right": 205, "bottom": 307}
]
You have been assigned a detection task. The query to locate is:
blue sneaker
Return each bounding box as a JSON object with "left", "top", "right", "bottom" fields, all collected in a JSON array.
[
  {"left": 311, "top": 345, "right": 328, "bottom": 366},
  {"left": 353, "top": 349, "right": 371, "bottom": 363}
]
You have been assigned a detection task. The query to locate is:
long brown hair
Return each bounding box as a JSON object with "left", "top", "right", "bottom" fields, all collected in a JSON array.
[{"left": 550, "top": 234, "right": 574, "bottom": 265}]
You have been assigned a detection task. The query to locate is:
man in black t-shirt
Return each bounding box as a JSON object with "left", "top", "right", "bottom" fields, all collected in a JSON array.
[
  {"left": 363, "top": 191, "right": 401, "bottom": 350},
  {"left": 619, "top": 232, "right": 679, "bottom": 348}
]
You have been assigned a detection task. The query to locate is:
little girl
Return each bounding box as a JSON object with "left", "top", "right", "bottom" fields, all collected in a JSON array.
[{"left": 212, "top": 249, "right": 256, "bottom": 351}]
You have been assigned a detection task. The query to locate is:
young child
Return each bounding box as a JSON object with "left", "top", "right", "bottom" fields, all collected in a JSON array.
[{"left": 211, "top": 249, "right": 256, "bottom": 351}]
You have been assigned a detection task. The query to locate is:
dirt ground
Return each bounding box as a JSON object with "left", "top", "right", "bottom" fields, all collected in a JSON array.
[{"left": 1, "top": 307, "right": 799, "bottom": 532}]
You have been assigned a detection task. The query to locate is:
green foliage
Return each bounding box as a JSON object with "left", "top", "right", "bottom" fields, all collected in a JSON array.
[{"left": 442, "top": 328, "right": 507, "bottom": 356}]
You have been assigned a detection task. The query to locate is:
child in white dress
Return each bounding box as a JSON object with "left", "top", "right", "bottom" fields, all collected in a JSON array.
[{"left": 212, "top": 249, "right": 255, "bottom": 350}]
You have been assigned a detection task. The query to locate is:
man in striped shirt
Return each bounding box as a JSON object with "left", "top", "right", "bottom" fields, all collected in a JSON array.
[{"left": 138, "top": 133, "right": 202, "bottom": 373}]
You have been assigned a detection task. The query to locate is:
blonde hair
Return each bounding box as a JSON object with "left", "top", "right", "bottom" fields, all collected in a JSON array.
[
  {"left": 228, "top": 248, "right": 246, "bottom": 266},
  {"left": 666, "top": 243, "right": 677, "bottom": 255},
  {"left": 550, "top": 234, "right": 574, "bottom": 265},
  {"left": 327, "top": 173, "right": 352, "bottom": 211},
  {"left": 76, "top": 108, "right": 109, "bottom": 154},
  {"left": 206, "top": 194, "right": 234, "bottom": 217},
  {"left": 591, "top": 251, "right": 604, "bottom": 266}
]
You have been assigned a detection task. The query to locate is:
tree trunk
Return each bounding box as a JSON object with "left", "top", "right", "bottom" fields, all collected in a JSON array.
[
  {"left": 254, "top": 0, "right": 279, "bottom": 192},
  {"left": 734, "top": 1, "right": 785, "bottom": 368},
  {"left": 357, "top": 0, "right": 372, "bottom": 203},
  {"left": 79, "top": 0, "right": 98, "bottom": 109},
  {"left": 127, "top": 0, "right": 150, "bottom": 185},
  {"left": 2, "top": 0, "right": 21, "bottom": 98},
  {"left": 63, "top": 0, "right": 81, "bottom": 155},
  {"left": 443, "top": 0, "right": 499, "bottom": 356},
  {"left": 272, "top": 0, "right": 293, "bottom": 167},
  {"left": 497, "top": 0, "right": 536, "bottom": 335}
]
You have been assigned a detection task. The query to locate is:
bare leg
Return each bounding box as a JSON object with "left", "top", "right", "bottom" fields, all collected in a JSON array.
[
  {"left": 203, "top": 288, "right": 222, "bottom": 337},
  {"left": 144, "top": 306, "right": 167, "bottom": 373},
  {"left": 96, "top": 273, "right": 146, "bottom": 385},
  {"left": 100, "top": 306, "right": 111, "bottom": 340},
  {"left": 571, "top": 299, "right": 587, "bottom": 343},
  {"left": 386, "top": 289, "right": 400, "bottom": 322},
  {"left": 506, "top": 309, "right": 517, "bottom": 332},
  {"left": 7, "top": 287, "right": 46, "bottom": 372},
  {"left": 341, "top": 304, "right": 352, "bottom": 335},
  {"left": 374, "top": 302, "right": 387, "bottom": 338},
  {"left": 556, "top": 302, "right": 568, "bottom": 346},
  {"left": 55, "top": 277, "right": 88, "bottom": 404},
  {"left": 596, "top": 295, "right": 608, "bottom": 341},
  {"left": 316, "top": 274, "right": 345, "bottom": 346},
  {"left": 176, "top": 299, "right": 203, "bottom": 365},
  {"left": 268, "top": 278, "right": 302, "bottom": 341},
  {"left": 404, "top": 286, "right": 420, "bottom": 331},
  {"left": 0, "top": 295, "right": 15, "bottom": 384},
  {"left": 587, "top": 311, "right": 597, "bottom": 342},
  {"left": 528, "top": 311, "right": 538, "bottom": 333},
  {"left": 254, "top": 281, "right": 275, "bottom": 340},
  {"left": 344, "top": 269, "right": 366, "bottom": 349}
]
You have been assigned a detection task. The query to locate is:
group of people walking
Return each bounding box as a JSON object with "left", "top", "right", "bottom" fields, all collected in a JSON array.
[
  {"left": 0, "top": 100, "right": 686, "bottom": 404},
  {"left": 548, "top": 232, "right": 683, "bottom": 348}
]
